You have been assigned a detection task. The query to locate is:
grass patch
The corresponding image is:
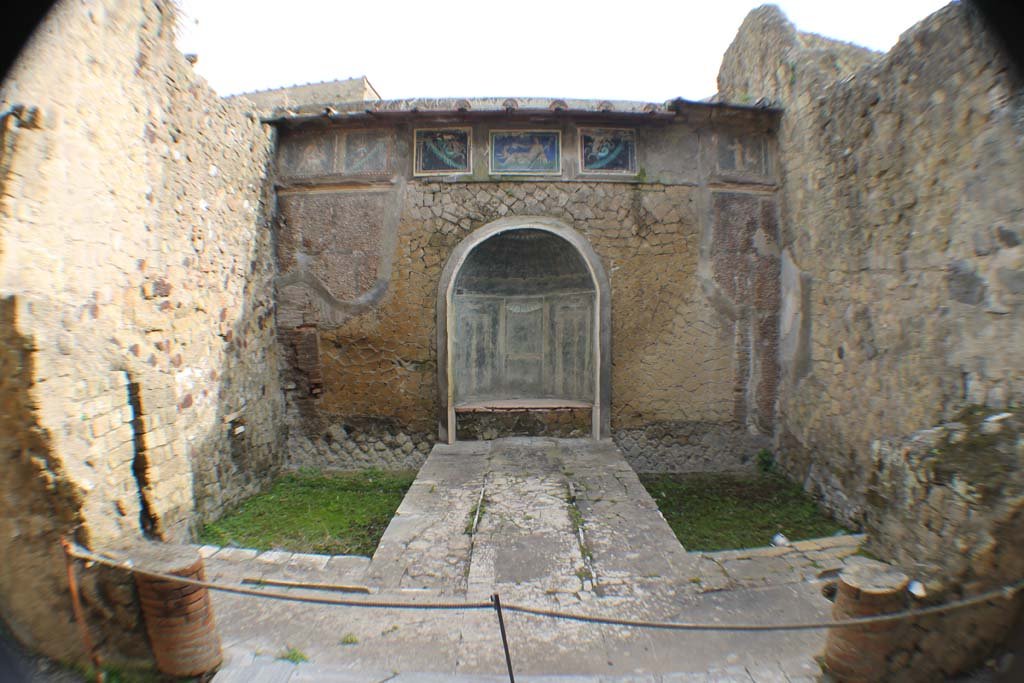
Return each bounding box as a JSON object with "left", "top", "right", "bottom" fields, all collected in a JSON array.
[
  {"left": 639, "top": 472, "right": 847, "bottom": 551},
  {"left": 198, "top": 469, "right": 415, "bottom": 556}
]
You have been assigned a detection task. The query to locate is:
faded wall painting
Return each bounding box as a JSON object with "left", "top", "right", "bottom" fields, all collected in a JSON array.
[
  {"left": 452, "top": 229, "right": 594, "bottom": 406},
  {"left": 344, "top": 130, "right": 392, "bottom": 175},
  {"left": 454, "top": 293, "right": 594, "bottom": 403},
  {"left": 489, "top": 131, "right": 561, "bottom": 175},
  {"left": 580, "top": 128, "right": 637, "bottom": 174},
  {"left": 414, "top": 128, "right": 472, "bottom": 175},
  {"left": 277, "top": 190, "right": 388, "bottom": 301},
  {"left": 279, "top": 132, "right": 336, "bottom": 177},
  {"left": 716, "top": 133, "right": 770, "bottom": 175}
]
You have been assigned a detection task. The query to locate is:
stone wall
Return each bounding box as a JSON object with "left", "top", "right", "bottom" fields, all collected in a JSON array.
[
  {"left": 614, "top": 422, "right": 769, "bottom": 473},
  {"left": 718, "top": 2, "right": 1024, "bottom": 524},
  {"left": 863, "top": 407, "right": 1023, "bottom": 679},
  {"left": 0, "top": 0, "right": 282, "bottom": 663},
  {"left": 719, "top": 3, "right": 1024, "bottom": 676},
  {"left": 232, "top": 76, "right": 381, "bottom": 118},
  {"left": 270, "top": 115, "right": 782, "bottom": 471}
]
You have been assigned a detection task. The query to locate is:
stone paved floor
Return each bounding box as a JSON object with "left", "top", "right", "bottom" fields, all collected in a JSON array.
[{"left": 205, "top": 438, "right": 866, "bottom": 682}]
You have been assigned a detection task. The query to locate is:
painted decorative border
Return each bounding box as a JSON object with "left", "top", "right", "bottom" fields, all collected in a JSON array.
[
  {"left": 579, "top": 128, "right": 637, "bottom": 175},
  {"left": 413, "top": 128, "right": 473, "bottom": 176},
  {"left": 489, "top": 130, "right": 562, "bottom": 175}
]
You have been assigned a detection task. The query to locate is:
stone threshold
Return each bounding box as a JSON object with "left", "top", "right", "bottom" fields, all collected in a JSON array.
[
  {"left": 191, "top": 532, "right": 866, "bottom": 596},
  {"left": 692, "top": 534, "right": 867, "bottom": 592},
  {"left": 193, "top": 544, "right": 373, "bottom": 590}
]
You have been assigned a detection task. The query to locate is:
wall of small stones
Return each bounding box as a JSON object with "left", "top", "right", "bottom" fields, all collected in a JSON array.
[
  {"left": 458, "top": 410, "right": 591, "bottom": 441},
  {"left": 287, "top": 420, "right": 433, "bottom": 471},
  {"left": 718, "top": 3, "right": 1024, "bottom": 676},
  {"left": 718, "top": 2, "right": 1024, "bottom": 523},
  {"left": 0, "top": 0, "right": 283, "bottom": 663},
  {"left": 866, "top": 408, "right": 1023, "bottom": 593},
  {"left": 862, "top": 407, "right": 1023, "bottom": 679},
  {"left": 273, "top": 117, "right": 783, "bottom": 472},
  {"left": 614, "top": 423, "right": 769, "bottom": 473}
]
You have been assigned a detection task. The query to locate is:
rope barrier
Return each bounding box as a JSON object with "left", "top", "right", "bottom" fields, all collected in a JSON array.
[
  {"left": 502, "top": 583, "right": 1024, "bottom": 631},
  {"left": 66, "top": 544, "right": 492, "bottom": 612},
  {"left": 63, "top": 542, "right": 1024, "bottom": 632}
]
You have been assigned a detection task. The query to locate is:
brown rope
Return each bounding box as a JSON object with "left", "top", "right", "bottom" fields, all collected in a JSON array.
[
  {"left": 502, "top": 582, "right": 1024, "bottom": 631},
  {"left": 64, "top": 543, "right": 491, "bottom": 611},
  {"left": 64, "top": 541, "right": 1024, "bottom": 633}
]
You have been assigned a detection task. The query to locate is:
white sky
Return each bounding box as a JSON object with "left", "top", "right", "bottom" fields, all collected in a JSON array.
[{"left": 173, "top": 0, "right": 951, "bottom": 102}]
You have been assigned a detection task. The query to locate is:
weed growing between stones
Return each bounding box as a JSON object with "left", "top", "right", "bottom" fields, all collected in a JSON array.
[
  {"left": 640, "top": 472, "right": 846, "bottom": 551},
  {"left": 565, "top": 483, "right": 596, "bottom": 588},
  {"left": 756, "top": 448, "right": 775, "bottom": 473},
  {"left": 277, "top": 646, "right": 309, "bottom": 664},
  {"left": 465, "top": 494, "right": 487, "bottom": 535}
]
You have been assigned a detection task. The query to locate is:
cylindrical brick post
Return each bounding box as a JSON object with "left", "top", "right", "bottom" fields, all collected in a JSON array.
[
  {"left": 131, "top": 542, "right": 222, "bottom": 677},
  {"left": 825, "top": 558, "right": 910, "bottom": 682}
]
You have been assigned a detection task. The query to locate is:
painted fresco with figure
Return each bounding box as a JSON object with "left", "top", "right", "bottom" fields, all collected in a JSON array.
[
  {"left": 344, "top": 131, "right": 391, "bottom": 175},
  {"left": 716, "top": 133, "right": 769, "bottom": 175},
  {"left": 490, "top": 131, "right": 561, "bottom": 174},
  {"left": 580, "top": 128, "right": 637, "bottom": 174},
  {"left": 414, "top": 128, "right": 471, "bottom": 175},
  {"left": 279, "top": 131, "right": 336, "bottom": 177}
]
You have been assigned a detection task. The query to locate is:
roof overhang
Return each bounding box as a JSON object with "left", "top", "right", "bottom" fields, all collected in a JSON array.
[{"left": 257, "top": 96, "right": 781, "bottom": 130}]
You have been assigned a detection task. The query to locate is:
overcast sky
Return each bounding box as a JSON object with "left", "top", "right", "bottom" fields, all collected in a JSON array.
[{"left": 173, "top": 0, "right": 951, "bottom": 102}]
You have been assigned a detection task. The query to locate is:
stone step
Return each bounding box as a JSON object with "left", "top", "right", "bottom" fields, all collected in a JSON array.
[{"left": 197, "top": 545, "right": 372, "bottom": 588}]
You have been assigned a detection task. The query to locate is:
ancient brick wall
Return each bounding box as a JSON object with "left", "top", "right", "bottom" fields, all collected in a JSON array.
[
  {"left": 272, "top": 116, "right": 782, "bottom": 472},
  {"left": 0, "top": 0, "right": 283, "bottom": 662},
  {"left": 719, "top": 3, "right": 1024, "bottom": 676},
  {"left": 862, "top": 408, "right": 1024, "bottom": 679},
  {"left": 719, "top": 1, "right": 1024, "bottom": 522}
]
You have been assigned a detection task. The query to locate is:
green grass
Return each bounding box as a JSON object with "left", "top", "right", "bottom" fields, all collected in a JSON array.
[
  {"left": 639, "top": 472, "right": 847, "bottom": 551},
  {"left": 198, "top": 469, "right": 415, "bottom": 556}
]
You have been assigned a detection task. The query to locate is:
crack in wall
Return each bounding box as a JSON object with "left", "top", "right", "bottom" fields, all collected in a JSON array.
[{"left": 126, "top": 379, "right": 158, "bottom": 539}]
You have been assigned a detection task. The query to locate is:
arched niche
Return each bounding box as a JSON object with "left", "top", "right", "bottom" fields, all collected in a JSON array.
[{"left": 437, "top": 217, "right": 611, "bottom": 443}]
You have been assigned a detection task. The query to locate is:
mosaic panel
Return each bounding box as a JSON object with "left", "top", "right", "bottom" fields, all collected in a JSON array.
[
  {"left": 414, "top": 128, "right": 472, "bottom": 175},
  {"left": 580, "top": 128, "right": 637, "bottom": 174},
  {"left": 489, "top": 130, "right": 561, "bottom": 175}
]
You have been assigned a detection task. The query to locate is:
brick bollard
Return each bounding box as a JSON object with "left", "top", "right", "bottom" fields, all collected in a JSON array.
[
  {"left": 825, "top": 558, "right": 910, "bottom": 682},
  {"left": 130, "top": 542, "right": 223, "bottom": 677}
]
